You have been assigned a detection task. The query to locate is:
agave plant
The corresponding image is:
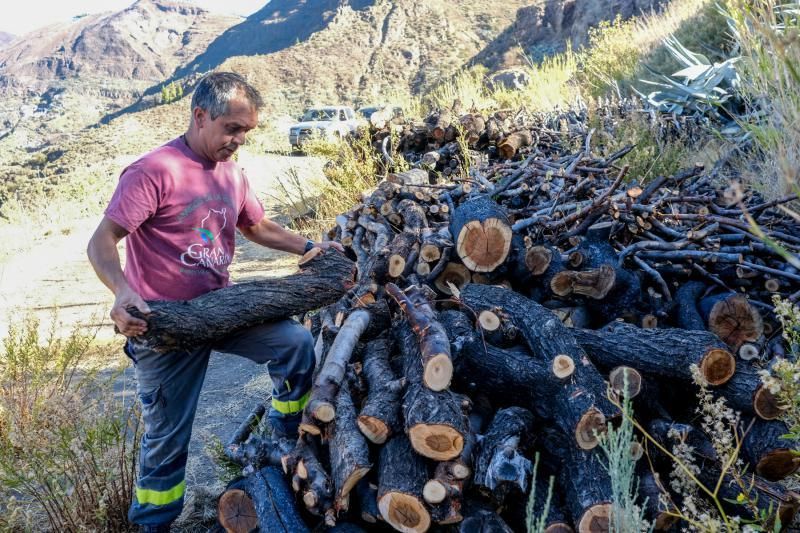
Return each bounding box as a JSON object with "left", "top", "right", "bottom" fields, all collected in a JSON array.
[{"left": 635, "top": 36, "right": 744, "bottom": 133}]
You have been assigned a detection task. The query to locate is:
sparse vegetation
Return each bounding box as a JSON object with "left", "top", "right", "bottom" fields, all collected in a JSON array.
[{"left": 0, "top": 316, "right": 138, "bottom": 532}]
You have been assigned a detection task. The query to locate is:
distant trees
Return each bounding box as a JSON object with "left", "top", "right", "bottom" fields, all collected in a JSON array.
[{"left": 160, "top": 81, "right": 184, "bottom": 105}]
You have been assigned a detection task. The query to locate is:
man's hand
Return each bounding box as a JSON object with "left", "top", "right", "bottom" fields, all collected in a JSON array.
[
  {"left": 313, "top": 240, "right": 344, "bottom": 253},
  {"left": 111, "top": 286, "right": 151, "bottom": 337}
]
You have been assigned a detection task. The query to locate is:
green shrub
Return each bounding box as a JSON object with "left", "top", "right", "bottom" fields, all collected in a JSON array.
[{"left": 0, "top": 317, "right": 138, "bottom": 532}]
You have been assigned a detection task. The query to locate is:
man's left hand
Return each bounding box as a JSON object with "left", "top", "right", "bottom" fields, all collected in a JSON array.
[{"left": 313, "top": 240, "right": 344, "bottom": 253}]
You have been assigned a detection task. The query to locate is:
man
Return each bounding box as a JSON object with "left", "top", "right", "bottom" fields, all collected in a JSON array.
[{"left": 87, "top": 72, "right": 341, "bottom": 532}]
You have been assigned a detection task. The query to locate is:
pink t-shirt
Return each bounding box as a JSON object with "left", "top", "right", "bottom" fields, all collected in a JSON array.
[{"left": 105, "top": 137, "right": 265, "bottom": 301}]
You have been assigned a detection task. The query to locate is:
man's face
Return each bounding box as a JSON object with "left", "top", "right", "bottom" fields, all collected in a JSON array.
[{"left": 194, "top": 95, "right": 258, "bottom": 162}]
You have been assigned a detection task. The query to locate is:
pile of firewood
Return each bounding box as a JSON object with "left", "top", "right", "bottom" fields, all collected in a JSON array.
[{"left": 213, "top": 106, "right": 800, "bottom": 532}]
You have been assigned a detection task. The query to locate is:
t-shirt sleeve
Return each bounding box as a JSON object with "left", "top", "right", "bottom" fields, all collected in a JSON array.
[
  {"left": 236, "top": 168, "right": 265, "bottom": 228},
  {"left": 104, "top": 165, "right": 160, "bottom": 233}
]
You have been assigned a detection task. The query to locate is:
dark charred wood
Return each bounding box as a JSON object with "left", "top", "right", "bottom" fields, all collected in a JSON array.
[
  {"left": 355, "top": 478, "right": 380, "bottom": 524},
  {"left": 473, "top": 407, "right": 534, "bottom": 504},
  {"left": 559, "top": 447, "right": 612, "bottom": 533},
  {"left": 459, "top": 505, "right": 514, "bottom": 533},
  {"left": 742, "top": 417, "right": 800, "bottom": 482},
  {"left": 674, "top": 281, "right": 707, "bottom": 330},
  {"left": 377, "top": 434, "right": 431, "bottom": 533},
  {"left": 357, "top": 336, "right": 404, "bottom": 444},
  {"left": 330, "top": 382, "right": 371, "bottom": 511},
  {"left": 281, "top": 435, "right": 334, "bottom": 517},
  {"left": 573, "top": 321, "right": 736, "bottom": 386},
  {"left": 219, "top": 466, "right": 310, "bottom": 533},
  {"left": 458, "top": 284, "right": 615, "bottom": 449},
  {"left": 130, "top": 249, "right": 356, "bottom": 352}
]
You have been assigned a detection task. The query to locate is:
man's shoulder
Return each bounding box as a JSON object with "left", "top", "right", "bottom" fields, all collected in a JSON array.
[{"left": 122, "top": 138, "right": 188, "bottom": 179}]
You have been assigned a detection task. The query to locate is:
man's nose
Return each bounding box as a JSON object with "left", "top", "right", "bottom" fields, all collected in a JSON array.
[{"left": 233, "top": 131, "right": 247, "bottom": 145}]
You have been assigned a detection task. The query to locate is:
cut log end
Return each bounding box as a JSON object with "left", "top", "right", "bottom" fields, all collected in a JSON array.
[
  {"left": 569, "top": 251, "right": 585, "bottom": 269},
  {"left": 478, "top": 310, "right": 501, "bottom": 331},
  {"left": 525, "top": 246, "right": 553, "bottom": 276},
  {"left": 358, "top": 416, "right": 390, "bottom": 444},
  {"left": 451, "top": 463, "right": 471, "bottom": 480},
  {"left": 341, "top": 467, "right": 371, "bottom": 499},
  {"left": 435, "top": 263, "right": 471, "bottom": 295},
  {"left": 757, "top": 450, "right": 800, "bottom": 481},
  {"left": 575, "top": 408, "right": 607, "bottom": 450},
  {"left": 299, "top": 422, "right": 322, "bottom": 436},
  {"left": 654, "top": 513, "right": 680, "bottom": 531},
  {"left": 423, "top": 353, "right": 454, "bottom": 391},
  {"left": 409, "top": 424, "right": 464, "bottom": 460},
  {"left": 389, "top": 255, "right": 407, "bottom": 278},
  {"left": 738, "top": 342, "right": 760, "bottom": 361},
  {"left": 423, "top": 480, "right": 447, "bottom": 504},
  {"left": 754, "top": 385, "right": 785, "bottom": 420},
  {"left": 551, "top": 266, "right": 616, "bottom": 300},
  {"left": 552, "top": 354, "right": 576, "bottom": 379},
  {"left": 378, "top": 492, "right": 432, "bottom": 533},
  {"left": 698, "top": 348, "right": 736, "bottom": 386},
  {"left": 456, "top": 218, "right": 512, "bottom": 273},
  {"left": 609, "top": 366, "right": 642, "bottom": 399},
  {"left": 709, "top": 295, "right": 764, "bottom": 348},
  {"left": 218, "top": 489, "right": 258, "bottom": 533},
  {"left": 641, "top": 314, "right": 658, "bottom": 329},
  {"left": 312, "top": 402, "right": 336, "bottom": 424},
  {"left": 578, "top": 503, "right": 612, "bottom": 533},
  {"left": 420, "top": 244, "right": 441, "bottom": 263}
]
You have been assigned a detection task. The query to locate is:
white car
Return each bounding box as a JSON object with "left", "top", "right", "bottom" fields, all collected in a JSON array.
[{"left": 289, "top": 106, "right": 359, "bottom": 150}]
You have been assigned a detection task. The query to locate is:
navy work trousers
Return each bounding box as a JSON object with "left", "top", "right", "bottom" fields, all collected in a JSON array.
[{"left": 124, "top": 319, "right": 314, "bottom": 527}]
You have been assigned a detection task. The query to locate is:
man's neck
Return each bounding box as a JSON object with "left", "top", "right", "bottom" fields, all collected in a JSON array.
[{"left": 182, "top": 130, "right": 205, "bottom": 161}]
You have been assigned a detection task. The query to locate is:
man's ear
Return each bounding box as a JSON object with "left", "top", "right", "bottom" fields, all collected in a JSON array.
[{"left": 192, "top": 107, "right": 206, "bottom": 128}]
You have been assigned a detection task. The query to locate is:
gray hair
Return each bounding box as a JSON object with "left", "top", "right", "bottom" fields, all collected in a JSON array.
[{"left": 190, "top": 72, "right": 264, "bottom": 120}]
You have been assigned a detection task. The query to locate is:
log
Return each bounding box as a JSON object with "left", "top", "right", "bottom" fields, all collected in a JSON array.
[
  {"left": 434, "top": 262, "right": 472, "bottom": 295},
  {"left": 637, "top": 470, "right": 679, "bottom": 531},
  {"left": 306, "top": 308, "right": 372, "bottom": 424},
  {"left": 498, "top": 130, "right": 533, "bottom": 160},
  {"left": 377, "top": 434, "right": 432, "bottom": 533},
  {"left": 459, "top": 505, "right": 514, "bottom": 533},
  {"left": 717, "top": 359, "right": 784, "bottom": 420},
  {"left": 330, "top": 382, "right": 371, "bottom": 510},
  {"left": 573, "top": 321, "right": 736, "bottom": 386},
  {"left": 397, "top": 320, "right": 467, "bottom": 461},
  {"left": 219, "top": 466, "right": 310, "bottom": 533},
  {"left": 130, "top": 249, "right": 355, "bottom": 352},
  {"left": 674, "top": 281, "right": 707, "bottom": 330},
  {"left": 473, "top": 407, "right": 534, "bottom": 503},
  {"left": 450, "top": 196, "right": 513, "bottom": 273},
  {"left": 281, "top": 436, "right": 334, "bottom": 517},
  {"left": 355, "top": 478, "right": 380, "bottom": 524},
  {"left": 458, "top": 284, "right": 614, "bottom": 449},
  {"left": 386, "top": 283, "right": 453, "bottom": 391},
  {"left": 560, "top": 447, "right": 612, "bottom": 533},
  {"left": 742, "top": 418, "right": 800, "bottom": 482},
  {"left": 357, "top": 337, "right": 404, "bottom": 444},
  {"left": 699, "top": 292, "right": 764, "bottom": 349}
]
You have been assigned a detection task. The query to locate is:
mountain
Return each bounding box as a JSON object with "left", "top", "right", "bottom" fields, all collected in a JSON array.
[
  {"left": 0, "top": 0, "right": 240, "bottom": 92},
  {"left": 473, "top": 0, "right": 668, "bottom": 68},
  {"left": 0, "top": 32, "right": 14, "bottom": 50}
]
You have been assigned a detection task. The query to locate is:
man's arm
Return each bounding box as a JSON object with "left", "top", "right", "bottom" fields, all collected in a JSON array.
[
  {"left": 87, "top": 216, "right": 151, "bottom": 336},
  {"left": 239, "top": 215, "right": 344, "bottom": 254}
]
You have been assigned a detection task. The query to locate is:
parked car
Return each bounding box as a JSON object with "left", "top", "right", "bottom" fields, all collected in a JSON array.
[
  {"left": 289, "top": 106, "right": 359, "bottom": 150},
  {"left": 356, "top": 104, "right": 405, "bottom": 126}
]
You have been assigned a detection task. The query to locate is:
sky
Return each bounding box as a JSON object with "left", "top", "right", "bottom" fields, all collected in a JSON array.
[{"left": 0, "top": 0, "right": 267, "bottom": 36}]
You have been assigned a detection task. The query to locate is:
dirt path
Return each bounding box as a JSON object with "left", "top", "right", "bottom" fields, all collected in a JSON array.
[{"left": 0, "top": 152, "right": 327, "bottom": 529}]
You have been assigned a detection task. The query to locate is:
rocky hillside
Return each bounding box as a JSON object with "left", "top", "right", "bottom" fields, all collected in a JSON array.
[{"left": 474, "top": 0, "right": 668, "bottom": 67}]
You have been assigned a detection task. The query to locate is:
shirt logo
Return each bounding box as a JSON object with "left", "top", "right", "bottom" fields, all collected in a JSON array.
[{"left": 180, "top": 207, "right": 231, "bottom": 272}]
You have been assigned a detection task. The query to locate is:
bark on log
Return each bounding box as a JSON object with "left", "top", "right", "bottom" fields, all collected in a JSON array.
[
  {"left": 306, "top": 308, "right": 372, "bottom": 424},
  {"left": 458, "top": 284, "right": 614, "bottom": 448},
  {"left": 450, "top": 196, "right": 513, "bottom": 273},
  {"left": 638, "top": 470, "right": 679, "bottom": 531},
  {"left": 742, "top": 418, "right": 800, "bottom": 481},
  {"left": 717, "top": 360, "right": 785, "bottom": 420},
  {"left": 386, "top": 283, "right": 453, "bottom": 391},
  {"left": 357, "top": 337, "right": 404, "bottom": 444},
  {"left": 377, "top": 434, "right": 432, "bottom": 533},
  {"left": 560, "top": 447, "right": 612, "bottom": 533},
  {"left": 355, "top": 478, "right": 380, "bottom": 524},
  {"left": 473, "top": 407, "right": 534, "bottom": 503},
  {"left": 674, "top": 281, "right": 707, "bottom": 330},
  {"left": 459, "top": 506, "right": 514, "bottom": 533},
  {"left": 330, "top": 382, "right": 371, "bottom": 511},
  {"left": 572, "top": 321, "right": 736, "bottom": 386},
  {"left": 219, "top": 466, "right": 310, "bottom": 533},
  {"left": 397, "top": 320, "right": 467, "bottom": 461},
  {"left": 130, "top": 249, "right": 355, "bottom": 352}
]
